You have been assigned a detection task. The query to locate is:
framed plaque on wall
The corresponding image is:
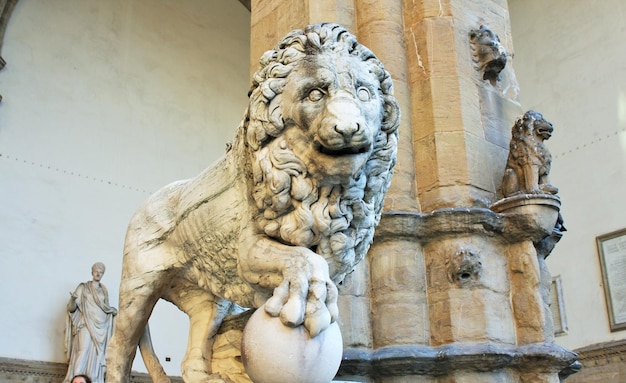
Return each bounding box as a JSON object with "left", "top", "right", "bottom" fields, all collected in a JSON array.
[
  {"left": 550, "top": 276, "right": 568, "bottom": 336},
  {"left": 597, "top": 228, "right": 626, "bottom": 332}
]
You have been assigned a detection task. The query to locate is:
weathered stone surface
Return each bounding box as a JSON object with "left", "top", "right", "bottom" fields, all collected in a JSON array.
[
  {"left": 338, "top": 342, "right": 577, "bottom": 378},
  {"left": 0, "top": 357, "right": 182, "bottom": 383}
]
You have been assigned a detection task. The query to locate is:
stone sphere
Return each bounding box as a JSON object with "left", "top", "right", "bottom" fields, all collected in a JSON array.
[{"left": 241, "top": 305, "right": 343, "bottom": 383}]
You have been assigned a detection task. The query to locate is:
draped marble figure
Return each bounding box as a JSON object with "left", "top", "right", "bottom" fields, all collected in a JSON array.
[{"left": 64, "top": 262, "right": 117, "bottom": 383}]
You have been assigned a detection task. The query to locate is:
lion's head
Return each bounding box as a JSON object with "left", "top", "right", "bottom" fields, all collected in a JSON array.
[
  {"left": 469, "top": 25, "right": 507, "bottom": 81},
  {"left": 240, "top": 23, "right": 399, "bottom": 280},
  {"left": 514, "top": 110, "right": 554, "bottom": 143}
]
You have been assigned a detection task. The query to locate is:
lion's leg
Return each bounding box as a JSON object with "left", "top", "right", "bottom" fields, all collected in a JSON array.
[
  {"left": 502, "top": 168, "right": 519, "bottom": 197},
  {"left": 106, "top": 252, "right": 173, "bottom": 383},
  {"left": 163, "top": 282, "right": 232, "bottom": 382},
  {"left": 523, "top": 165, "right": 540, "bottom": 193}
]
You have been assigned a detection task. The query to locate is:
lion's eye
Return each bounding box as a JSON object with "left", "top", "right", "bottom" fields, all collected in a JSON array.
[
  {"left": 356, "top": 87, "right": 371, "bottom": 102},
  {"left": 307, "top": 89, "right": 325, "bottom": 102}
]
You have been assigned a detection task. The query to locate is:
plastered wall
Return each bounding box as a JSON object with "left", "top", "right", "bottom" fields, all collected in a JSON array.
[
  {"left": 0, "top": 0, "right": 250, "bottom": 376},
  {"left": 509, "top": 0, "right": 626, "bottom": 351}
]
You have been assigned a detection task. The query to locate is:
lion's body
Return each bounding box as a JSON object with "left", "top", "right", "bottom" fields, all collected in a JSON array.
[
  {"left": 106, "top": 23, "right": 399, "bottom": 383},
  {"left": 502, "top": 110, "right": 558, "bottom": 197},
  {"left": 124, "top": 152, "right": 257, "bottom": 305}
]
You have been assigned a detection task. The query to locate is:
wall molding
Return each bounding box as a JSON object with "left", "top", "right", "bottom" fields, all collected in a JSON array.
[
  {"left": 0, "top": 357, "right": 183, "bottom": 383},
  {"left": 575, "top": 338, "right": 626, "bottom": 366}
]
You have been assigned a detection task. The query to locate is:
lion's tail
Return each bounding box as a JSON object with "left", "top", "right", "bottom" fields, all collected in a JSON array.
[{"left": 138, "top": 323, "right": 171, "bottom": 383}]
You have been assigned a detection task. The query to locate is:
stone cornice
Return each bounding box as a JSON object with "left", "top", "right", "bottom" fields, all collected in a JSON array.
[
  {"left": 0, "top": 357, "right": 183, "bottom": 383},
  {"left": 377, "top": 204, "right": 558, "bottom": 244},
  {"left": 574, "top": 338, "right": 626, "bottom": 362},
  {"left": 0, "top": 357, "right": 66, "bottom": 379},
  {"left": 337, "top": 342, "right": 578, "bottom": 378}
]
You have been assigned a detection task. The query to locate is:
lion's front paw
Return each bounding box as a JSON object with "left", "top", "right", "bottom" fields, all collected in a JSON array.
[
  {"left": 264, "top": 256, "right": 339, "bottom": 337},
  {"left": 540, "top": 183, "right": 558, "bottom": 194}
]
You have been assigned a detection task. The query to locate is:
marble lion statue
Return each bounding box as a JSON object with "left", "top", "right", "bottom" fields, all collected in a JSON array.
[
  {"left": 106, "top": 23, "right": 399, "bottom": 383},
  {"left": 501, "top": 110, "right": 558, "bottom": 197}
]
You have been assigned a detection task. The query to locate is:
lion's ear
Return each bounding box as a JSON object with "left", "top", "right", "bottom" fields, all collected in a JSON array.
[{"left": 381, "top": 95, "right": 400, "bottom": 133}]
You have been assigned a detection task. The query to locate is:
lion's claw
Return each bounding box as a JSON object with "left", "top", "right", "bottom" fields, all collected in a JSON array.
[
  {"left": 305, "top": 309, "right": 331, "bottom": 337},
  {"left": 265, "top": 280, "right": 289, "bottom": 316},
  {"left": 281, "top": 296, "right": 305, "bottom": 327},
  {"left": 263, "top": 260, "right": 339, "bottom": 336}
]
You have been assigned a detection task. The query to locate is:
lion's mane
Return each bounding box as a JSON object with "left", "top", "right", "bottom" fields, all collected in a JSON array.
[{"left": 238, "top": 23, "right": 399, "bottom": 280}]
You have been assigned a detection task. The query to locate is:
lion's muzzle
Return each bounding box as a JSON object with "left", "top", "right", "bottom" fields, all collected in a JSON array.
[
  {"left": 536, "top": 121, "right": 554, "bottom": 140},
  {"left": 315, "top": 95, "right": 373, "bottom": 156}
]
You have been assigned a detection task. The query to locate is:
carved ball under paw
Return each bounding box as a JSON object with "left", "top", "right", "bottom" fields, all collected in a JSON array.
[{"left": 241, "top": 304, "right": 343, "bottom": 383}]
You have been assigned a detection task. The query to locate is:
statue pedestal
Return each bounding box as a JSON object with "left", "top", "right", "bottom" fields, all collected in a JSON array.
[{"left": 491, "top": 194, "right": 561, "bottom": 236}]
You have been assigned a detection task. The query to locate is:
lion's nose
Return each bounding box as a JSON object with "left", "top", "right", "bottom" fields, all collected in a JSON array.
[{"left": 334, "top": 121, "right": 361, "bottom": 138}]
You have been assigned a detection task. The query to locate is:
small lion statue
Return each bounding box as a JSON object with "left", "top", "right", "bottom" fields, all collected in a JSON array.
[
  {"left": 105, "top": 23, "right": 399, "bottom": 383},
  {"left": 501, "top": 110, "right": 558, "bottom": 197}
]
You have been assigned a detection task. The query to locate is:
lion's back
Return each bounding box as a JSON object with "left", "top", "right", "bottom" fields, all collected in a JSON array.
[{"left": 124, "top": 180, "right": 189, "bottom": 254}]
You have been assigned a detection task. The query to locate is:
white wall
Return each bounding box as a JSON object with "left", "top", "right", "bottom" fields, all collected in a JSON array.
[
  {"left": 0, "top": 0, "right": 250, "bottom": 375},
  {"left": 509, "top": 0, "right": 626, "bottom": 350}
]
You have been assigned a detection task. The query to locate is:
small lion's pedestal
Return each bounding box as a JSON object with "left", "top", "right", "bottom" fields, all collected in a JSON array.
[
  {"left": 491, "top": 194, "right": 562, "bottom": 345},
  {"left": 490, "top": 194, "right": 561, "bottom": 235},
  {"left": 241, "top": 306, "right": 343, "bottom": 383}
]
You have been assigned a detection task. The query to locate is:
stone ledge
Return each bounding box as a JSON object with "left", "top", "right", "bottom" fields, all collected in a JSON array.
[
  {"left": 561, "top": 340, "right": 626, "bottom": 382},
  {"left": 376, "top": 207, "right": 557, "bottom": 244},
  {"left": 0, "top": 357, "right": 183, "bottom": 383},
  {"left": 337, "top": 342, "right": 578, "bottom": 378},
  {"left": 574, "top": 338, "right": 626, "bottom": 365}
]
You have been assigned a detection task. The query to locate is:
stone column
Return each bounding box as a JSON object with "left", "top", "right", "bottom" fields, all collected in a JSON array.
[
  {"left": 247, "top": 1, "right": 578, "bottom": 382},
  {"left": 402, "top": 0, "right": 523, "bottom": 211},
  {"left": 249, "top": 0, "right": 356, "bottom": 79}
]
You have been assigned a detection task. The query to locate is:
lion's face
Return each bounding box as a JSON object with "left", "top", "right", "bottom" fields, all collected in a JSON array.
[
  {"left": 280, "top": 52, "right": 383, "bottom": 181},
  {"left": 533, "top": 117, "right": 554, "bottom": 141}
]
